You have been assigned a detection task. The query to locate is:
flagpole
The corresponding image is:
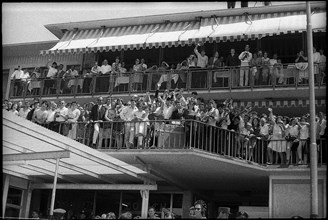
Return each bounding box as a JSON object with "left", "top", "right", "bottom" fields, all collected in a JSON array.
[{"left": 306, "top": 1, "right": 318, "bottom": 218}]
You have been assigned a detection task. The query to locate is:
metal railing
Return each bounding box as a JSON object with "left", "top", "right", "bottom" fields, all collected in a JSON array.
[
  {"left": 9, "top": 63, "right": 325, "bottom": 99},
  {"left": 38, "top": 119, "right": 326, "bottom": 167}
]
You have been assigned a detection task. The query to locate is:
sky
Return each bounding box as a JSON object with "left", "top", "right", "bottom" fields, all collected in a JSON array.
[{"left": 2, "top": 2, "right": 306, "bottom": 45}]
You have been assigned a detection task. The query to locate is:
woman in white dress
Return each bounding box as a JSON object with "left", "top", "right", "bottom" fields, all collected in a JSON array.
[
  {"left": 67, "top": 101, "right": 81, "bottom": 140},
  {"left": 267, "top": 108, "right": 286, "bottom": 165},
  {"left": 133, "top": 102, "right": 149, "bottom": 148}
]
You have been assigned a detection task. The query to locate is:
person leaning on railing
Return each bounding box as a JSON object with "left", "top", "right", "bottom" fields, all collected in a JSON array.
[
  {"left": 10, "top": 65, "right": 24, "bottom": 96},
  {"left": 44, "top": 60, "right": 58, "bottom": 95},
  {"left": 225, "top": 48, "right": 241, "bottom": 87},
  {"left": 32, "top": 100, "right": 49, "bottom": 127},
  {"left": 54, "top": 100, "right": 69, "bottom": 135}
]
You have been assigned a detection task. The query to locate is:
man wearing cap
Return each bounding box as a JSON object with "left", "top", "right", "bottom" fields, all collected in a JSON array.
[{"left": 217, "top": 207, "right": 231, "bottom": 219}]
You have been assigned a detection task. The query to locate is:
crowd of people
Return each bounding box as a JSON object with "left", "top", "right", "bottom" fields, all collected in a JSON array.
[
  {"left": 31, "top": 200, "right": 250, "bottom": 219},
  {"left": 9, "top": 44, "right": 326, "bottom": 97},
  {"left": 3, "top": 81, "right": 327, "bottom": 166}
]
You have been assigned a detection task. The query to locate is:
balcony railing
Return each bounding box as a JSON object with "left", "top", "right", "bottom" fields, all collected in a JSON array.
[
  {"left": 9, "top": 63, "right": 325, "bottom": 99},
  {"left": 40, "top": 119, "right": 326, "bottom": 167}
]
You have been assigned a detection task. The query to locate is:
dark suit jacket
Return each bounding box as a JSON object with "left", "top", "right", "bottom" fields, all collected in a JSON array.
[
  {"left": 208, "top": 57, "right": 223, "bottom": 68},
  {"left": 226, "top": 54, "right": 241, "bottom": 67},
  {"left": 90, "top": 104, "right": 106, "bottom": 121},
  {"left": 171, "top": 108, "right": 189, "bottom": 120}
]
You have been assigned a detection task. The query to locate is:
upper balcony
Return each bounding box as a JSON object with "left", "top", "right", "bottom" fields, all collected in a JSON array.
[{"left": 9, "top": 63, "right": 326, "bottom": 102}]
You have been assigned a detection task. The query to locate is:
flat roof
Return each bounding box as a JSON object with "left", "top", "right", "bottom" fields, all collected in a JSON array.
[{"left": 3, "top": 110, "right": 157, "bottom": 185}]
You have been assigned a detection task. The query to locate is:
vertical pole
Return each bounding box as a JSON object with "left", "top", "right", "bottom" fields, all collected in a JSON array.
[
  {"left": 119, "top": 192, "right": 123, "bottom": 217},
  {"left": 306, "top": 2, "right": 319, "bottom": 218},
  {"left": 2, "top": 175, "right": 10, "bottom": 218},
  {"left": 140, "top": 190, "right": 149, "bottom": 219},
  {"left": 93, "top": 191, "right": 97, "bottom": 218},
  {"left": 24, "top": 182, "right": 33, "bottom": 218},
  {"left": 49, "top": 158, "right": 60, "bottom": 217},
  {"left": 170, "top": 193, "right": 173, "bottom": 213}
]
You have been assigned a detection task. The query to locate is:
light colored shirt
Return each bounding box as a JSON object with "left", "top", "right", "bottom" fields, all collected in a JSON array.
[
  {"left": 91, "top": 65, "right": 101, "bottom": 74},
  {"left": 260, "top": 123, "right": 269, "bottom": 136},
  {"left": 163, "top": 104, "right": 174, "bottom": 119},
  {"left": 11, "top": 70, "right": 24, "bottom": 79},
  {"left": 21, "top": 72, "right": 30, "bottom": 82},
  {"left": 100, "top": 64, "right": 112, "bottom": 74},
  {"left": 195, "top": 51, "right": 209, "bottom": 68},
  {"left": 47, "top": 66, "right": 58, "bottom": 78},
  {"left": 317, "top": 119, "right": 326, "bottom": 136},
  {"left": 120, "top": 106, "right": 138, "bottom": 121},
  {"left": 55, "top": 107, "right": 68, "bottom": 122},
  {"left": 46, "top": 109, "right": 56, "bottom": 122},
  {"left": 299, "top": 124, "right": 309, "bottom": 140},
  {"left": 319, "top": 54, "right": 326, "bottom": 63},
  {"left": 18, "top": 108, "right": 30, "bottom": 119},
  {"left": 269, "top": 58, "right": 277, "bottom": 67},
  {"left": 313, "top": 52, "right": 321, "bottom": 64},
  {"left": 239, "top": 51, "right": 252, "bottom": 67},
  {"left": 67, "top": 108, "right": 81, "bottom": 122}
]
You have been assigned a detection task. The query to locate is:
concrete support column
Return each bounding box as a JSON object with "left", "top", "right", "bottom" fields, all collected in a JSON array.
[
  {"left": 182, "top": 191, "right": 193, "bottom": 218},
  {"left": 140, "top": 189, "right": 149, "bottom": 219},
  {"left": 2, "top": 175, "right": 10, "bottom": 217},
  {"left": 23, "top": 182, "right": 33, "bottom": 218}
]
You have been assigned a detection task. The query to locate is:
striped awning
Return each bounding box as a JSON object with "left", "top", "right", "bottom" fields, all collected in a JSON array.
[
  {"left": 208, "top": 11, "right": 326, "bottom": 42},
  {"left": 40, "top": 11, "right": 326, "bottom": 55}
]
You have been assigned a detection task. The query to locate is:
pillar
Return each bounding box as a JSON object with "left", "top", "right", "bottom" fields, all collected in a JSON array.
[
  {"left": 182, "top": 191, "right": 193, "bottom": 218},
  {"left": 140, "top": 189, "right": 149, "bottom": 219},
  {"left": 2, "top": 174, "right": 10, "bottom": 217}
]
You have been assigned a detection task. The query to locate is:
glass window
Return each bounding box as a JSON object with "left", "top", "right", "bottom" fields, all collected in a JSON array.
[{"left": 6, "top": 187, "right": 23, "bottom": 206}]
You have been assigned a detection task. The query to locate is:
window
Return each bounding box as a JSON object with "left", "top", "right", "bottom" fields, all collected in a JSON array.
[{"left": 5, "top": 187, "right": 23, "bottom": 218}]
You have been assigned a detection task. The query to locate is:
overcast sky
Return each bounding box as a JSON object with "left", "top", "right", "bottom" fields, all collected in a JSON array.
[{"left": 2, "top": 2, "right": 305, "bottom": 45}]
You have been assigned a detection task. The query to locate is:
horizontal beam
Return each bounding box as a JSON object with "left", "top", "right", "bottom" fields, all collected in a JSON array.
[
  {"left": 31, "top": 183, "right": 158, "bottom": 191},
  {"left": 3, "top": 150, "right": 70, "bottom": 161},
  {"left": 19, "top": 164, "right": 79, "bottom": 184}
]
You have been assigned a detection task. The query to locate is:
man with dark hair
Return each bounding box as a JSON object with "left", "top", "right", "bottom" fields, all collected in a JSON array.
[
  {"left": 10, "top": 65, "right": 24, "bottom": 96},
  {"left": 90, "top": 96, "right": 107, "bottom": 148},
  {"left": 32, "top": 101, "right": 49, "bottom": 127},
  {"left": 226, "top": 48, "right": 241, "bottom": 87}
]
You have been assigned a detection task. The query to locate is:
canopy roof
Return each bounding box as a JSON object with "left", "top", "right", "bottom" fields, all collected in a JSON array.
[
  {"left": 3, "top": 110, "right": 156, "bottom": 185},
  {"left": 40, "top": 9, "right": 326, "bottom": 55}
]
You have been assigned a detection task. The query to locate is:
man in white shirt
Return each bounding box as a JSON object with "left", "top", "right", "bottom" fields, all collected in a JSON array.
[
  {"left": 54, "top": 100, "right": 68, "bottom": 134},
  {"left": 120, "top": 99, "right": 138, "bottom": 148},
  {"left": 21, "top": 69, "right": 30, "bottom": 96},
  {"left": 238, "top": 44, "right": 252, "bottom": 87},
  {"left": 100, "top": 59, "right": 112, "bottom": 74},
  {"left": 193, "top": 44, "right": 209, "bottom": 88},
  {"left": 45, "top": 61, "right": 58, "bottom": 95},
  {"left": 98, "top": 59, "right": 112, "bottom": 92},
  {"left": 11, "top": 66, "right": 24, "bottom": 96},
  {"left": 194, "top": 44, "right": 208, "bottom": 68},
  {"left": 45, "top": 102, "right": 57, "bottom": 131},
  {"left": 18, "top": 101, "right": 30, "bottom": 119}
]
